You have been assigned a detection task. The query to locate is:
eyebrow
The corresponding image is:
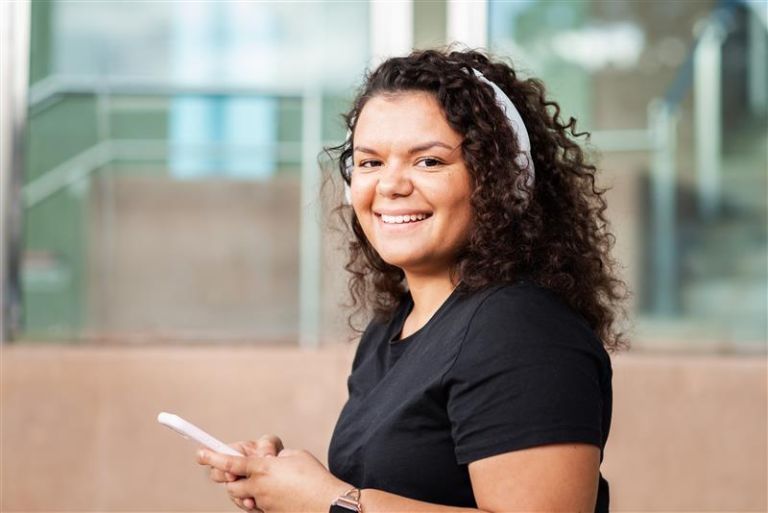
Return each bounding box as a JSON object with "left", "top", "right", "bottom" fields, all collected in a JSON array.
[{"left": 353, "top": 141, "right": 457, "bottom": 156}]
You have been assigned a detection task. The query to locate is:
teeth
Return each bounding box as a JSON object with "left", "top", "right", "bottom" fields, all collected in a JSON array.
[{"left": 381, "top": 213, "right": 428, "bottom": 224}]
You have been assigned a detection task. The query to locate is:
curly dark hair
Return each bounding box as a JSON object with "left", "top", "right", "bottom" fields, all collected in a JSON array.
[{"left": 328, "top": 48, "right": 630, "bottom": 352}]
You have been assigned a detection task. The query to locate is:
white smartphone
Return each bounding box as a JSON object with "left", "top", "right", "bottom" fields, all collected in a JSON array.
[{"left": 157, "top": 412, "right": 244, "bottom": 457}]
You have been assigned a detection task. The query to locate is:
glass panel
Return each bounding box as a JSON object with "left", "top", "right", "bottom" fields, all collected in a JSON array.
[
  {"left": 22, "top": 0, "right": 369, "bottom": 342},
  {"left": 489, "top": 0, "right": 767, "bottom": 352}
]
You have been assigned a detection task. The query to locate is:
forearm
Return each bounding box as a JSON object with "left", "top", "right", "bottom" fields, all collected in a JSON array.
[{"left": 358, "top": 488, "right": 487, "bottom": 513}]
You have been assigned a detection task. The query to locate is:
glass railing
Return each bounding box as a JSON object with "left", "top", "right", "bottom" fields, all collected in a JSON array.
[
  {"left": 20, "top": 84, "right": 351, "bottom": 346},
  {"left": 490, "top": 0, "right": 767, "bottom": 352},
  {"left": 14, "top": 0, "right": 370, "bottom": 345}
]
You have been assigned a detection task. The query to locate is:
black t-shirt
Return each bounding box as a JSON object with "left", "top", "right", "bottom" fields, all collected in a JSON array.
[{"left": 328, "top": 281, "right": 612, "bottom": 512}]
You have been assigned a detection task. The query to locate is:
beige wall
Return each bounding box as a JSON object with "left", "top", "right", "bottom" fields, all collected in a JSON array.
[
  {"left": 87, "top": 176, "right": 304, "bottom": 342},
  {"left": 85, "top": 174, "right": 355, "bottom": 346},
  {"left": 2, "top": 345, "right": 766, "bottom": 512}
]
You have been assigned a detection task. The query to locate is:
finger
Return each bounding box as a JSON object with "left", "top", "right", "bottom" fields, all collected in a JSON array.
[
  {"left": 230, "top": 441, "right": 256, "bottom": 455},
  {"left": 209, "top": 467, "right": 227, "bottom": 483},
  {"left": 236, "top": 435, "right": 283, "bottom": 458},
  {"left": 225, "top": 478, "right": 252, "bottom": 500},
  {"left": 236, "top": 441, "right": 269, "bottom": 458},
  {"left": 243, "top": 497, "right": 256, "bottom": 510},
  {"left": 259, "top": 434, "right": 284, "bottom": 454},
  {"left": 277, "top": 448, "right": 300, "bottom": 458},
  {"left": 197, "top": 450, "right": 248, "bottom": 476},
  {"left": 208, "top": 467, "right": 238, "bottom": 483},
  {"left": 253, "top": 437, "right": 278, "bottom": 457},
  {"left": 232, "top": 496, "right": 255, "bottom": 512}
]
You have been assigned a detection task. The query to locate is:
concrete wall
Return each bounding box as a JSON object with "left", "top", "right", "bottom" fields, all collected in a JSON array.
[
  {"left": 86, "top": 176, "right": 303, "bottom": 342},
  {"left": 2, "top": 345, "right": 765, "bottom": 512}
]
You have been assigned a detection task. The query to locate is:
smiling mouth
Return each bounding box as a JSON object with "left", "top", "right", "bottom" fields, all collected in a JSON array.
[{"left": 378, "top": 213, "right": 433, "bottom": 224}]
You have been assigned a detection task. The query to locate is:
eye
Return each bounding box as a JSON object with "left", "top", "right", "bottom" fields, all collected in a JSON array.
[
  {"left": 357, "top": 160, "right": 382, "bottom": 170},
  {"left": 417, "top": 157, "right": 444, "bottom": 168}
]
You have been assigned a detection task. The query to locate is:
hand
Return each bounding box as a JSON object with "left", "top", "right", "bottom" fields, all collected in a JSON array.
[
  {"left": 197, "top": 447, "right": 350, "bottom": 513},
  {"left": 202, "top": 435, "right": 284, "bottom": 512}
]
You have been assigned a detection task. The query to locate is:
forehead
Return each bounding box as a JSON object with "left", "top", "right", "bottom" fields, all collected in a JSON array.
[{"left": 354, "top": 92, "right": 462, "bottom": 146}]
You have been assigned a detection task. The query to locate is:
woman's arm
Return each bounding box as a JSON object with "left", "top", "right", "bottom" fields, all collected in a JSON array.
[
  {"left": 470, "top": 443, "right": 600, "bottom": 512},
  {"left": 199, "top": 447, "right": 484, "bottom": 513},
  {"left": 199, "top": 442, "right": 599, "bottom": 513},
  {"left": 357, "top": 443, "right": 599, "bottom": 513}
]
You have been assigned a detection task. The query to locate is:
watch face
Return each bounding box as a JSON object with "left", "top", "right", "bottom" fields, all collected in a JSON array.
[{"left": 330, "top": 505, "right": 358, "bottom": 513}]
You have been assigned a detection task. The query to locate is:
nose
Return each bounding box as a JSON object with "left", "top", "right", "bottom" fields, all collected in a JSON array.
[{"left": 376, "top": 161, "right": 413, "bottom": 198}]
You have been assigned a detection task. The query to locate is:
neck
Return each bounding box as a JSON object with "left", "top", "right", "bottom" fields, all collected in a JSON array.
[{"left": 403, "top": 268, "right": 458, "bottom": 323}]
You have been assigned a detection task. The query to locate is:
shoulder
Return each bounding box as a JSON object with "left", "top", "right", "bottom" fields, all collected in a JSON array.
[
  {"left": 454, "top": 281, "right": 610, "bottom": 372},
  {"left": 468, "top": 282, "right": 595, "bottom": 340},
  {"left": 445, "top": 282, "right": 612, "bottom": 464}
]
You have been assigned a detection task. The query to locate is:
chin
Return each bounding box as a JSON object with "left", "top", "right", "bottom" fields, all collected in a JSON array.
[
  {"left": 378, "top": 251, "right": 439, "bottom": 274},
  {"left": 376, "top": 250, "right": 419, "bottom": 270}
]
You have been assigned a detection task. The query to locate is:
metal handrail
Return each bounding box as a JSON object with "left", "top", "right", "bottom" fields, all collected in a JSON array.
[
  {"left": 664, "top": 0, "right": 739, "bottom": 109},
  {"left": 24, "top": 77, "right": 331, "bottom": 210},
  {"left": 28, "top": 74, "right": 309, "bottom": 115},
  {"left": 21, "top": 139, "right": 312, "bottom": 209},
  {"left": 23, "top": 141, "right": 112, "bottom": 209}
]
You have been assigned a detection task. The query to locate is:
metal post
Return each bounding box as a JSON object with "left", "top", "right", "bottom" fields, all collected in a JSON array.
[
  {"left": 446, "top": 0, "right": 488, "bottom": 49},
  {"left": 694, "top": 21, "right": 725, "bottom": 220},
  {"left": 369, "top": 0, "right": 413, "bottom": 66},
  {"left": 95, "top": 82, "right": 114, "bottom": 334},
  {"left": 298, "top": 88, "right": 323, "bottom": 349},
  {"left": 748, "top": 4, "right": 768, "bottom": 116},
  {"left": 649, "top": 100, "right": 679, "bottom": 316},
  {"left": 1, "top": 0, "right": 31, "bottom": 343}
]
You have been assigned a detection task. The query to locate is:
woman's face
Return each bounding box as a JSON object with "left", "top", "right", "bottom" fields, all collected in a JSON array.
[{"left": 350, "top": 91, "right": 473, "bottom": 276}]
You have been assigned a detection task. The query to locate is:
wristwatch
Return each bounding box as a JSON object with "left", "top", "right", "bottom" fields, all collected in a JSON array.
[{"left": 329, "top": 487, "right": 363, "bottom": 513}]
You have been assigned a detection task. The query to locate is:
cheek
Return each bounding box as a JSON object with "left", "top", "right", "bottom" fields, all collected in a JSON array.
[
  {"left": 349, "top": 177, "right": 374, "bottom": 220},
  {"left": 450, "top": 200, "right": 474, "bottom": 240},
  {"left": 443, "top": 185, "right": 474, "bottom": 238},
  {"left": 454, "top": 175, "right": 474, "bottom": 222}
]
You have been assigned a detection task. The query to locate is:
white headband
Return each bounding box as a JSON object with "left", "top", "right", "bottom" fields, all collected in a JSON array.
[
  {"left": 470, "top": 68, "right": 535, "bottom": 186},
  {"left": 343, "top": 67, "right": 535, "bottom": 203}
]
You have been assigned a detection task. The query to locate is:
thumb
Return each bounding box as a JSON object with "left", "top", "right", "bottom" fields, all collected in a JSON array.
[
  {"left": 236, "top": 435, "right": 284, "bottom": 458},
  {"left": 277, "top": 448, "right": 301, "bottom": 458},
  {"left": 254, "top": 434, "right": 284, "bottom": 457}
]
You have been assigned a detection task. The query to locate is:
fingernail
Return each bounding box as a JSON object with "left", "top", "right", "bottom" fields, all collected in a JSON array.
[{"left": 197, "top": 450, "right": 205, "bottom": 460}]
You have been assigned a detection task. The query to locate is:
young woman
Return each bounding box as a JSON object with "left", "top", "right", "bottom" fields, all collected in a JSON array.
[{"left": 197, "top": 48, "right": 628, "bottom": 513}]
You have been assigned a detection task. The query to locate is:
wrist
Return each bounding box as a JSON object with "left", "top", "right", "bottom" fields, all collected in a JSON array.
[
  {"left": 323, "top": 478, "right": 354, "bottom": 511},
  {"left": 328, "top": 483, "right": 363, "bottom": 513}
]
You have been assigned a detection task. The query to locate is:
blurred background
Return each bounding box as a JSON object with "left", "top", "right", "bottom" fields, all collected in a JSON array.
[{"left": 1, "top": 0, "right": 766, "bottom": 511}]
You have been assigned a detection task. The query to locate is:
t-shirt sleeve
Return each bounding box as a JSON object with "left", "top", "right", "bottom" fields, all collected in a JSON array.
[{"left": 445, "top": 286, "right": 608, "bottom": 465}]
